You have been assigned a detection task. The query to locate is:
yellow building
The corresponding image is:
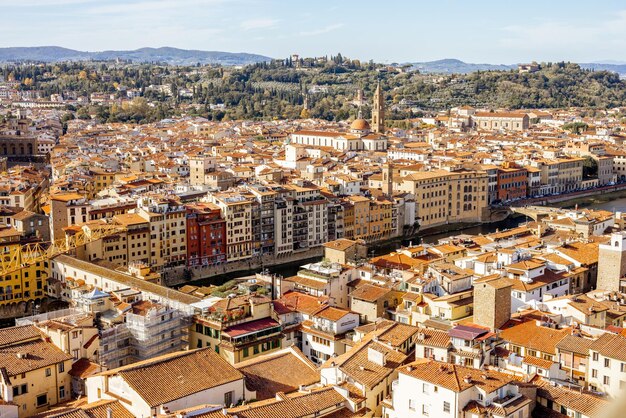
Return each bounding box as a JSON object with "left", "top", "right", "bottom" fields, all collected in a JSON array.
[
  {"left": 0, "top": 325, "right": 73, "bottom": 417},
  {"left": 89, "top": 168, "right": 117, "bottom": 197},
  {"left": 399, "top": 167, "right": 489, "bottom": 229},
  {"left": 345, "top": 196, "right": 394, "bottom": 243},
  {"left": 0, "top": 226, "right": 47, "bottom": 313}
]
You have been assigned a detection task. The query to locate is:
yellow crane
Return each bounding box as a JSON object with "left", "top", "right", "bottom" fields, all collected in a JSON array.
[{"left": 0, "top": 223, "right": 127, "bottom": 277}]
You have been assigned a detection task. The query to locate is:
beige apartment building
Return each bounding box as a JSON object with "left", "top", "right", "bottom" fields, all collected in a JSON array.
[
  {"left": 206, "top": 191, "right": 254, "bottom": 261},
  {"left": 137, "top": 200, "right": 187, "bottom": 270},
  {"left": 49, "top": 192, "right": 89, "bottom": 241},
  {"left": 112, "top": 213, "right": 151, "bottom": 265},
  {"left": 398, "top": 167, "right": 489, "bottom": 229},
  {"left": 472, "top": 111, "right": 530, "bottom": 131},
  {"left": 284, "top": 183, "right": 328, "bottom": 250},
  {"left": 531, "top": 157, "right": 584, "bottom": 194},
  {"left": 188, "top": 154, "right": 216, "bottom": 186}
]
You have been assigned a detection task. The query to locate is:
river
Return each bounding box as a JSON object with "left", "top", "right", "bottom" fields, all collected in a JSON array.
[{"left": 184, "top": 192, "right": 626, "bottom": 287}]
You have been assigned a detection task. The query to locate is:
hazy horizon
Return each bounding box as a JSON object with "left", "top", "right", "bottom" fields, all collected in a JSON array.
[{"left": 1, "top": 0, "right": 626, "bottom": 64}]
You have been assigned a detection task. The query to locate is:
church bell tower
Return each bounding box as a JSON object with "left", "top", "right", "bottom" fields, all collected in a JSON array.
[{"left": 372, "top": 81, "right": 385, "bottom": 134}]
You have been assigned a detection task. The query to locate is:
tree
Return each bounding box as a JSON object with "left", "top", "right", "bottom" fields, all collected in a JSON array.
[
  {"left": 562, "top": 122, "right": 588, "bottom": 134},
  {"left": 582, "top": 156, "right": 598, "bottom": 179}
]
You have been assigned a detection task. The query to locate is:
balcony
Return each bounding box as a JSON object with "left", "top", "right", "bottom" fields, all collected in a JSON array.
[{"left": 491, "top": 393, "right": 522, "bottom": 408}]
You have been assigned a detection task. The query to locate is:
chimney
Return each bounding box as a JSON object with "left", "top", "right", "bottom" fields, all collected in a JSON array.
[
  {"left": 463, "top": 375, "right": 472, "bottom": 384},
  {"left": 367, "top": 346, "right": 386, "bottom": 366},
  {"left": 106, "top": 407, "right": 113, "bottom": 418}
]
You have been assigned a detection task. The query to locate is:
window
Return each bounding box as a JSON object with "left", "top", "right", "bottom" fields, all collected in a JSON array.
[
  {"left": 422, "top": 404, "right": 429, "bottom": 416},
  {"left": 45, "top": 368, "right": 51, "bottom": 377},
  {"left": 443, "top": 401, "right": 450, "bottom": 413},
  {"left": 422, "top": 383, "right": 429, "bottom": 394},
  {"left": 59, "top": 386, "right": 65, "bottom": 399},
  {"left": 36, "top": 393, "right": 48, "bottom": 407},
  {"left": 224, "top": 390, "right": 234, "bottom": 406},
  {"left": 409, "top": 399, "right": 416, "bottom": 411},
  {"left": 592, "top": 352, "right": 599, "bottom": 361},
  {"left": 592, "top": 369, "right": 598, "bottom": 378},
  {"left": 253, "top": 345, "right": 259, "bottom": 354},
  {"left": 12, "top": 384, "right": 27, "bottom": 397},
  {"left": 243, "top": 347, "right": 249, "bottom": 358},
  {"left": 58, "top": 363, "right": 64, "bottom": 373},
  {"left": 604, "top": 358, "right": 611, "bottom": 368},
  {"left": 604, "top": 376, "right": 610, "bottom": 385}
]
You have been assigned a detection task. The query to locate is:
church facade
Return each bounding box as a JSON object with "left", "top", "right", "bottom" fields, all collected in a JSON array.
[{"left": 289, "top": 82, "right": 388, "bottom": 151}]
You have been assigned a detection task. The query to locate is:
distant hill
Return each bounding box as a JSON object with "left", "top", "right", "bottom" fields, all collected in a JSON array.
[
  {"left": 409, "top": 58, "right": 626, "bottom": 76},
  {"left": 579, "top": 62, "right": 626, "bottom": 76},
  {"left": 409, "top": 59, "right": 515, "bottom": 74},
  {"left": 0, "top": 46, "right": 272, "bottom": 66}
]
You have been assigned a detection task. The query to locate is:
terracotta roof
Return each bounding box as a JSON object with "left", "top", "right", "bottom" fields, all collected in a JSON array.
[
  {"left": 589, "top": 332, "right": 626, "bottom": 362},
  {"left": 556, "top": 334, "right": 594, "bottom": 356},
  {"left": 415, "top": 327, "right": 451, "bottom": 349},
  {"left": 400, "top": 359, "right": 513, "bottom": 393},
  {"left": 522, "top": 355, "right": 554, "bottom": 369},
  {"left": 236, "top": 347, "right": 320, "bottom": 400},
  {"left": 96, "top": 348, "right": 243, "bottom": 407},
  {"left": 69, "top": 358, "right": 101, "bottom": 379},
  {"left": 323, "top": 238, "right": 358, "bottom": 251},
  {"left": 0, "top": 324, "right": 42, "bottom": 347},
  {"left": 31, "top": 400, "right": 135, "bottom": 418},
  {"left": 349, "top": 284, "right": 391, "bottom": 302},
  {"left": 0, "top": 338, "right": 72, "bottom": 377},
  {"left": 500, "top": 318, "right": 570, "bottom": 355},
  {"left": 323, "top": 336, "right": 407, "bottom": 389},
  {"left": 536, "top": 380, "right": 609, "bottom": 417}
]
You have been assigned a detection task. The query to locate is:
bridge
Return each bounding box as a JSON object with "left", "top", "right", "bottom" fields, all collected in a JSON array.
[{"left": 509, "top": 205, "right": 560, "bottom": 222}]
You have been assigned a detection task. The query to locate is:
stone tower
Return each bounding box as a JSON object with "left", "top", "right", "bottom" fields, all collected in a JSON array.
[
  {"left": 473, "top": 276, "right": 513, "bottom": 331},
  {"left": 597, "top": 232, "right": 626, "bottom": 291},
  {"left": 372, "top": 81, "right": 385, "bottom": 134},
  {"left": 382, "top": 163, "right": 393, "bottom": 196}
]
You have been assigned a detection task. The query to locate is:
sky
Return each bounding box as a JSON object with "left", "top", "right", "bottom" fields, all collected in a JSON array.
[{"left": 1, "top": 0, "right": 626, "bottom": 64}]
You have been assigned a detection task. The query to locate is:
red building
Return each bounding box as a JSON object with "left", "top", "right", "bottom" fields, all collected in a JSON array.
[
  {"left": 186, "top": 202, "right": 227, "bottom": 267},
  {"left": 497, "top": 164, "right": 528, "bottom": 202}
]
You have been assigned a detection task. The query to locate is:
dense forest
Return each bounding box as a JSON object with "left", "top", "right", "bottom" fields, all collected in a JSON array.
[{"left": 2, "top": 57, "right": 626, "bottom": 125}]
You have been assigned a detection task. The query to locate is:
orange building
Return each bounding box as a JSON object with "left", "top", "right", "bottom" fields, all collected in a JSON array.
[{"left": 497, "top": 165, "right": 527, "bottom": 202}]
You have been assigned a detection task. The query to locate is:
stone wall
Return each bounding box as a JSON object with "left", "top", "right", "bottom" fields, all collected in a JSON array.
[{"left": 163, "top": 247, "right": 324, "bottom": 287}]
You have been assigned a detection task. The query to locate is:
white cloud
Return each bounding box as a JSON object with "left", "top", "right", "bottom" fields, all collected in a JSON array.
[
  {"left": 240, "top": 18, "right": 280, "bottom": 30},
  {"left": 299, "top": 23, "right": 344, "bottom": 37},
  {"left": 85, "top": 0, "right": 229, "bottom": 15},
  {"left": 0, "top": 0, "right": 95, "bottom": 6},
  {"left": 498, "top": 11, "right": 626, "bottom": 61}
]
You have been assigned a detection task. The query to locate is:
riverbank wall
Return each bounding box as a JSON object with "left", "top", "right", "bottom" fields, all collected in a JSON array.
[{"left": 164, "top": 247, "right": 324, "bottom": 287}]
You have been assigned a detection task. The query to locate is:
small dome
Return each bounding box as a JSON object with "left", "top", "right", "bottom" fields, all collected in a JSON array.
[{"left": 350, "top": 118, "right": 370, "bottom": 131}]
